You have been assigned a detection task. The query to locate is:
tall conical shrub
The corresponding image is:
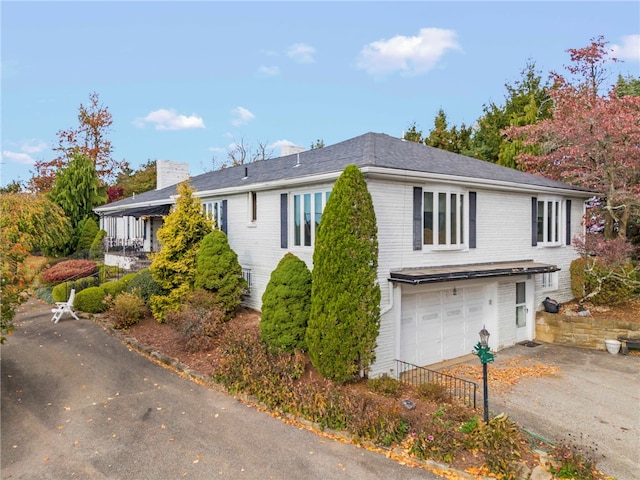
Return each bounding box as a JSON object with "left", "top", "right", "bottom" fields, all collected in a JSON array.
[
  {"left": 261, "top": 253, "right": 311, "bottom": 353},
  {"left": 194, "top": 229, "right": 246, "bottom": 319},
  {"left": 306, "top": 165, "right": 380, "bottom": 384}
]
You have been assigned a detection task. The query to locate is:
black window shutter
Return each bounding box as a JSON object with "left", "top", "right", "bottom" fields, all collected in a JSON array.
[
  {"left": 469, "top": 192, "right": 477, "bottom": 249},
  {"left": 531, "top": 197, "right": 538, "bottom": 246},
  {"left": 413, "top": 187, "right": 422, "bottom": 250},
  {"left": 565, "top": 199, "right": 572, "bottom": 245},
  {"left": 280, "top": 193, "right": 288, "bottom": 248},
  {"left": 221, "top": 200, "right": 228, "bottom": 234}
]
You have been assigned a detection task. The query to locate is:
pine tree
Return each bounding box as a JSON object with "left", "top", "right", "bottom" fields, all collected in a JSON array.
[
  {"left": 306, "top": 165, "right": 380, "bottom": 384},
  {"left": 194, "top": 229, "right": 246, "bottom": 320},
  {"left": 149, "top": 181, "right": 212, "bottom": 320},
  {"left": 261, "top": 253, "right": 311, "bottom": 353}
]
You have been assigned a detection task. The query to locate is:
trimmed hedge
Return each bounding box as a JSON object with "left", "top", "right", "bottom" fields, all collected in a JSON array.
[
  {"left": 51, "top": 277, "right": 99, "bottom": 302},
  {"left": 74, "top": 286, "right": 108, "bottom": 313}
]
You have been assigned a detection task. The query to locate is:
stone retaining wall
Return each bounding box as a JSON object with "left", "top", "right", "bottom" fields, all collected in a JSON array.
[{"left": 536, "top": 311, "right": 640, "bottom": 350}]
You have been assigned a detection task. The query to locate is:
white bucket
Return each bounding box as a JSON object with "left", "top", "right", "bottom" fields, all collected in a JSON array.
[{"left": 605, "top": 339, "right": 621, "bottom": 355}]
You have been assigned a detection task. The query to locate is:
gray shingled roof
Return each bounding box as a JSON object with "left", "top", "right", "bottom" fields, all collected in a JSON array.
[{"left": 96, "top": 132, "right": 593, "bottom": 213}]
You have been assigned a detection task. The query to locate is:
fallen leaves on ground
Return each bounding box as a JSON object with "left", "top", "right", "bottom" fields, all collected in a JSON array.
[{"left": 442, "top": 357, "right": 560, "bottom": 393}]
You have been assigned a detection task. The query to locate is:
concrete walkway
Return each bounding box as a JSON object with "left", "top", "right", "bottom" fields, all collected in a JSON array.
[
  {"left": 1, "top": 299, "right": 441, "bottom": 480},
  {"left": 457, "top": 341, "right": 640, "bottom": 480}
]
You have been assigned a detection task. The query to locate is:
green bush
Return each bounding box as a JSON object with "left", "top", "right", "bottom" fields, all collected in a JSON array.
[
  {"left": 465, "top": 413, "right": 524, "bottom": 477},
  {"left": 51, "top": 277, "right": 99, "bottom": 302},
  {"left": 74, "top": 286, "right": 107, "bottom": 313},
  {"left": 165, "top": 289, "right": 225, "bottom": 352},
  {"left": 126, "top": 268, "right": 165, "bottom": 305},
  {"left": 109, "top": 290, "right": 148, "bottom": 329},
  {"left": 149, "top": 283, "right": 190, "bottom": 323},
  {"left": 102, "top": 280, "right": 127, "bottom": 298},
  {"left": 52, "top": 282, "right": 73, "bottom": 303},
  {"left": 120, "top": 273, "right": 137, "bottom": 287},
  {"left": 98, "top": 264, "right": 121, "bottom": 282},
  {"left": 89, "top": 229, "right": 107, "bottom": 260},
  {"left": 194, "top": 230, "right": 246, "bottom": 320},
  {"left": 76, "top": 217, "right": 99, "bottom": 252},
  {"left": 260, "top": 253, "right": 311, "bottom": 353}
]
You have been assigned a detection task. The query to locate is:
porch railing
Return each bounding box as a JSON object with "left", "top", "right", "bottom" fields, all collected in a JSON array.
[
  {"left": 395, "top": 359, "right": 477, "bottom": 408},
  {"left": 105, "top": 237, "right": 144, "bottom": 255}
]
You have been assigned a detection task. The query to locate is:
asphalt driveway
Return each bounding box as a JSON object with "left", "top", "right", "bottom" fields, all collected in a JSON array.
[
  {"left": 475, "top": 341, "right": 640, "bottom": 480},
  {"left": 1, "top": 299, "right": 441, "bottom": 480}
]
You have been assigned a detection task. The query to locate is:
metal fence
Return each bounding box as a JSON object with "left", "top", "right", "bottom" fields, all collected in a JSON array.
[{"left": 395, "top": 359, "right": 477, "bottom": 408}]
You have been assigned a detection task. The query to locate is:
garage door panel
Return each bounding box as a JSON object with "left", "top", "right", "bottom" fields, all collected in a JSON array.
[{"left": 401, "top": 285, "right": 488, "bottom": 366}]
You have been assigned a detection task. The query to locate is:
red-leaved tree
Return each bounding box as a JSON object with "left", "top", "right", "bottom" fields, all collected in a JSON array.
[
  {"left": 506, "top": 36, "right": 640, "bottom": 240},
  {"left": 30, "top": 92, "right": 127, "bottom": 193}
]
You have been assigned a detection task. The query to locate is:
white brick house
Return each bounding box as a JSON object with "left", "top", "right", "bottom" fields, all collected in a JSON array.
[{"left": 95, "top": 132, "right": 592, "bottom": 376}]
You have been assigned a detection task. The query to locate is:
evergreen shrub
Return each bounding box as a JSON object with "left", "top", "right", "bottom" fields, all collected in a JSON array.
[
  {"left": 260, "top": 253, "right": 311, "bottom": 352},
  {"left": 102, "top": 280, "right": 127, "bottom": 298},
  {"left": 74, "top": 286, "right": 107, "bottom": 313},
  {"left": 51, "top": 277, "right": 99, "bottom": 302},
  {"left": 76, "top": 217, "right": 99, "bottom": 251},
  {"left": 126, "top": 269, "right": 165, "bottom": 305},
  {"left": 194, "top": 230, "right": 246, "bottom": 319},
  {"left": 307, "top": 165, "right": 381, "bottom": 384},
  {"left": 89, "top": 229, "right": 107, "bottom": 260}
]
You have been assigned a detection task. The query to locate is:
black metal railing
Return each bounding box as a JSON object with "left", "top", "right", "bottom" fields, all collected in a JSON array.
[
  {"left": 104, "top": 237, "right": 144, "bottom": 256},
  {"left": 395, "top": 359, "right": 477, "bottom": 408}
]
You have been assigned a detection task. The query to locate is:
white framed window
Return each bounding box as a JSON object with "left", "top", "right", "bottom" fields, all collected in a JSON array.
[
  {"left": 423, "top": 189, "right": 465, "bottom": 248},
  {"left": 540, "top": 272, "right": 558, "bottom": 291},
  {"left": 249, "top": 191, "right": 257, "bottom": 223},
  {"left": 292, "top": 190, "right": 331, "bottom": 247},
  {"left": 242, "top": 267, "right": 252, "bottom": 295},
  {"left": 536, "top": 198, "right": 562, "bottom": 246},
  {"left": 202, "top": 201, "right": 222, "bottom": 229}
]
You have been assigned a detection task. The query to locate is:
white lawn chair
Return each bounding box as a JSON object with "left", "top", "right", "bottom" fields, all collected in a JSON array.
[{"left": 51, "top": 289, "right": 80, "bottom": 323}]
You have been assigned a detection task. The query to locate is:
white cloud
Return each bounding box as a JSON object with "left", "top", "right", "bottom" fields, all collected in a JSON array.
[
  {"left": 356, "top": 27, "right": 461, "bottom": 76},
  {"left": 287, "top": 43, "right": 316, "bottom": 64},
  {"left": 21, "top": 140, "right": 47, "bottom": 154},
  {"left": 1, "top": 150, "right": 36, "bottom": 165},
  {"left": 258, "top": 65, "right": 280, "bottom": 76},
  {"left": 0, "top": 140, "right": 48, "bottom": 166},
  {"left": 133, "top": 109, "right": 205, "bottom": 130},
  {"left": 230, "top": 106, "right": 256, "bottom": 127},
  {"left": 611, "top": 34, "right": 640, "bottom": 62}
]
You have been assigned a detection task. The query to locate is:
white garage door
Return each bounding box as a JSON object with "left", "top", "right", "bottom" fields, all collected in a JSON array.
[{"left": 400, "top": 285, "right": 486, "bottom": 366}]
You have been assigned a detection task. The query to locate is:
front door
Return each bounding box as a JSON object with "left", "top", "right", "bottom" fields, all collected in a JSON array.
[{"left": 515, "top": 281, "right": 528, "bottom": 342}]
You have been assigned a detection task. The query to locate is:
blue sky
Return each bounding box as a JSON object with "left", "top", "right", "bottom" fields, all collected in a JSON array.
[{"left": 2, "top": 1, "right": 639, "bottom": 188}]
